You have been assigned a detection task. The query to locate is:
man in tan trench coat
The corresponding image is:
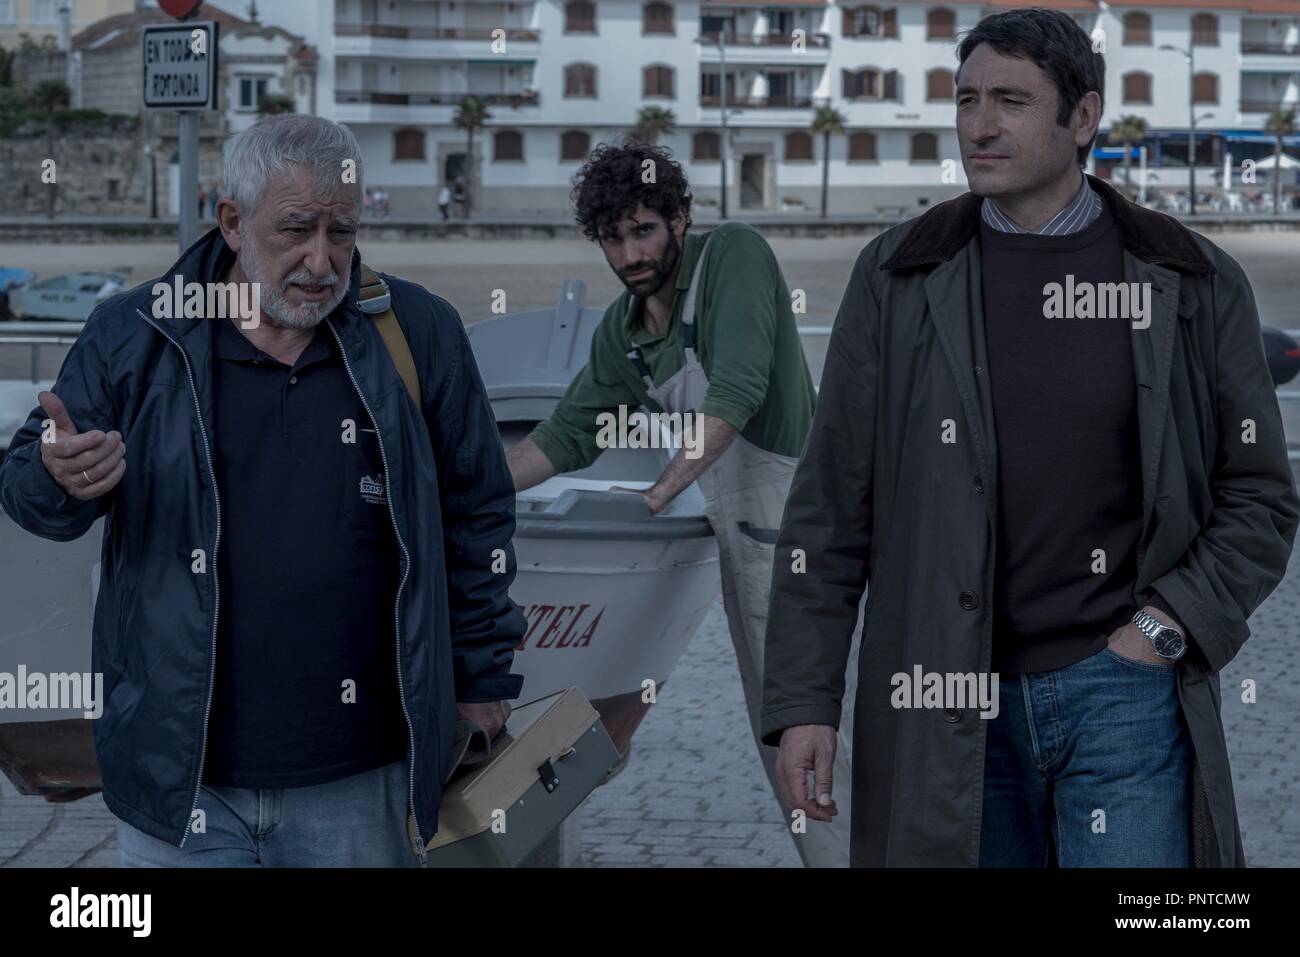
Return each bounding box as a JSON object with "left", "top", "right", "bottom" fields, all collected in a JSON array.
[{"left": 761, "top": 8, "right": 1299, "bottom": 866}]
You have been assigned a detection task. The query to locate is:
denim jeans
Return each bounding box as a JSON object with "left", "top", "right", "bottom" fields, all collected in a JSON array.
[
  {"left": 115, "top": 759, "right": 418, "bottom": 867},
  {"left": 979, "top": 644, "right": 1193, "bottom": 867}
]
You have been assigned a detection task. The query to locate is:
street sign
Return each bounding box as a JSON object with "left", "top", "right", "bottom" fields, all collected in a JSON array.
[{"left": 142, "top": 22, "right": 218, "bottom": 111}]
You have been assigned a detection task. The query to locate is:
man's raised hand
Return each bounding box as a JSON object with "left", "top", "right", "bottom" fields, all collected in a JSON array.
[{"left": 38, "top": 390, "right": 125, "bottom": 501}]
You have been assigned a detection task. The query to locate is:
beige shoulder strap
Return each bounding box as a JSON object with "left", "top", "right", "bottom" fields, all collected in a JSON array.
[{"left": 358, "top": 262, "right": 422, "bottom": 408}]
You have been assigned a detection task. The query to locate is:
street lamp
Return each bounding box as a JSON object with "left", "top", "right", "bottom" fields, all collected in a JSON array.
[
  {"left": 695, "top": 33, "right": 735, "bottom": 219},
  {"left": 1159, "top": 42, "right": 1206, "bottom": 215}
]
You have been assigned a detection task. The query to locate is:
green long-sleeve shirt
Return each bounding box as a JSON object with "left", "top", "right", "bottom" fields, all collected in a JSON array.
[{"left": 529, "top": 223, "right": 816, "bottom": 475}]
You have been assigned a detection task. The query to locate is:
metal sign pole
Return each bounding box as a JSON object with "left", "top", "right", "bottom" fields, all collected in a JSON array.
[{"left": 178, "top": 111, "right": 198, "bottom": 252}]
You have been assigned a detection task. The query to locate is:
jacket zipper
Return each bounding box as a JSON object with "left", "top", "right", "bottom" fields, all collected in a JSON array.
[
  {"left": 136, "top": 309, "right": 220, "bottom": 848},
  {"left": 326, "top": 318, "right": 425, "bottom": 864}
]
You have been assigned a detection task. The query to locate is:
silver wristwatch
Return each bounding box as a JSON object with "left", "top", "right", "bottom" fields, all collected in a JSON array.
[{"left": 1131, "top": 609, "right": 1186, "bottom": 662}]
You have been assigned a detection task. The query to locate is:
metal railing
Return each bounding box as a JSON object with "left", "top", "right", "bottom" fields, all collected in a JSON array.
[
  {"left": 336, "top": 90, "right": 540, "bottom": 107},
  {"left": 699, "top": 31, "right": 831, "bottom": 48},
  {"left": 0, "top": 323, "right": 84, "bottom": 383},
  {"left": 1241, "top": 41, "right": 1300, "bottom": 55},
  {"left": 335, "top": 24, "right": 540, "bottom": 41},
  {"left": 699, "top": 94, "right": 829, "bottom": 108},
  {"left": 1240, "top": 98, "right": 1300, "bottom": 113}
]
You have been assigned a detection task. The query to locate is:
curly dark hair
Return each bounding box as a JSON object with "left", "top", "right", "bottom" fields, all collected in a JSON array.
[{"left": 571, "top": 139, "right": 693, "bottom": 241}]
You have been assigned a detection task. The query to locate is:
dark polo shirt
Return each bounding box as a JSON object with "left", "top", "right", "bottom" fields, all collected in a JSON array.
[{"left": 201, "top": 314, "right": 407, "bottom": 789}]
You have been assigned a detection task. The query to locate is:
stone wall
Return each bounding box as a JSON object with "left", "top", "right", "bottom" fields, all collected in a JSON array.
[{"left": 0, "top": 114, "right": 225, "bottom": 217}]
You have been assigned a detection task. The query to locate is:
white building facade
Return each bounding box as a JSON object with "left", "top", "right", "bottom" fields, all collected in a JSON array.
[{"left": 208, "top": 0, "right": 1300, "bottom": 216}]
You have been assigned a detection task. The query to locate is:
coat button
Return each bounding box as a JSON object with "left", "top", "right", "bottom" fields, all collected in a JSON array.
[
  {"left": 959, "top": 591, "right": 979, "bottom": 610},
  {"left": 973, "top": 365, "right": 982, "bottom": 376},
  {"left": 974, "top": 474, "right": 984, "bottom": 493},
  {"left": 943, "top": 707, "right": 962, "bottom": 722}
]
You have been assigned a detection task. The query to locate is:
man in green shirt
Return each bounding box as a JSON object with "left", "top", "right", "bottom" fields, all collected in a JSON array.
[{"left": 507, "top": 141, "right": 850, "bottom": 866}]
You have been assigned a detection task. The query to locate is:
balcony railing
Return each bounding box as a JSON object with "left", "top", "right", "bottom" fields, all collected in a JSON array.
[
  {"left": 1239, "top": 99, "right": 1300, "bottom": 114},
  {"left": 699, "top": 94, "right": 828, "bottom": 108},
  {"left": 335, "top": 24, "right": 540, "bottom": 41},
  {"left": 336, "top": 90, "right": 540, "bottom": 107},
  {"left": 1241, "top": 41, "right": 1300, "bottom": 55},
  {"left": 698, "top": 31, "right": 830, "bottom": 47}
]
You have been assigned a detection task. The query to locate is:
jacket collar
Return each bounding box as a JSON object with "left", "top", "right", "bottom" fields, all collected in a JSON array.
[{"left": 880, "top": 173, "right": 1215, "bottom": 276}]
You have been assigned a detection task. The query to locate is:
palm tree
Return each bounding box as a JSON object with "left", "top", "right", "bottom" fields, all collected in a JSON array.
[
  {"left": 1264, "top": 108, "right": 1297, "bottom": 213},
  {"left": 453, "top": 97, "right": 492, "bottom": 218},
  {"left": 31, "top": 79, "right": 70, "bottom": 219},
  {"left": 631, "top": 106, "right": 676, "bottom": 144},
  {"left": 811, "top": 105, "right": 846, "bottom": 220},
  {"left": 1106, "top": 115, "right": 1148, "bottom": 199}
]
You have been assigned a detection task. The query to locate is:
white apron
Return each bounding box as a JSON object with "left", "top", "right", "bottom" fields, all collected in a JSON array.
[{"left": 631, "top": 233, "right": 854, "bottom": 867}]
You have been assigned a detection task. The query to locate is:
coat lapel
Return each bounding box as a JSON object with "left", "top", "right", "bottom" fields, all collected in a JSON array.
[{"left": 925, "top": 240, "right": 998, "bottom": 531}]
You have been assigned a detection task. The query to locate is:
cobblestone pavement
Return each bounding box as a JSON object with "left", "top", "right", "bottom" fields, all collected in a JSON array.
[{"left": 4, "top": 544, "right": 1298, "bottom": 868}]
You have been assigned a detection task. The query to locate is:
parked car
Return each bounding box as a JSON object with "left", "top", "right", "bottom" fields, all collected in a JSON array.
[
  {"left": 1263, "top": 326, "right": 1300, "bottom": 387},
  {"left": 13, "top": 271, "right": 129, "bottom": 322}
]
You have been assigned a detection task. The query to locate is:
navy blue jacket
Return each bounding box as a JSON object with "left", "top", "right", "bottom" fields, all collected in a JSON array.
[{"left": 0, "top": 228, "right": 526, "bottom": 848}]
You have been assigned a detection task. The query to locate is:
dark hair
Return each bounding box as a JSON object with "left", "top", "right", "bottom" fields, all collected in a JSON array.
[
  {"left": 571, "top": 139, "right": 693, "bottom": 241},
  {"left": 956, "top": 7, "right": 1104, "bottom": 166}
]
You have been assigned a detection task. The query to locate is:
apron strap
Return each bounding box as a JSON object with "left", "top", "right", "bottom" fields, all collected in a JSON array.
[
  {"left": 679, "top": 231, "right": 714, "bottom": 352},
  {"left": 626, "top": 346, "right": 655, "bottom": 389}
]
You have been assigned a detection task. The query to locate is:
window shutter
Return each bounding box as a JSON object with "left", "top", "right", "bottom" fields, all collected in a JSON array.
[
  {"left": 883, "top": 8, "right": 897, "bottom": 38},
  {"left": 843, "top": 9, "right": 855, "bottom": 38},
  {"left": 884, "top": 69, "right": 897, "bottom": 100}
]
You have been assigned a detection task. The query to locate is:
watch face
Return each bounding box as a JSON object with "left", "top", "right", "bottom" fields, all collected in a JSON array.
[{"left": 1153, "top": 627, "right": 1185, "bottom": 659}]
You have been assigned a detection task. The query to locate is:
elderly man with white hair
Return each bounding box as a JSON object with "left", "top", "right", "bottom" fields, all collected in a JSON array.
[{"left": 0, "top": 115, "right": 527, "bottom": 867}]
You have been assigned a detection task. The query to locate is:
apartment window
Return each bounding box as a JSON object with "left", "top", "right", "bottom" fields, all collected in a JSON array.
[
  {"left": 494, "top": 130, "right": 524, "bottom": 161},
  {"left": 32, "top": 0, "right": 57, "bottom": 25},
  {"left": 393, "top": 128, "right": 425, "bottom": 161},
  {"left": 910, "top": 132, "right": 938, "bottom": 162},
  {"left": 561, "top": 130, "right": 591, "bottom": 161},
  {"left": 1191, "top": 13, "right": 1218, "bottom": 46},
  {"left": 842, "top": 67, "right": 897, "bottom": 100},
  {"left": 693, "top": 131, "right": 720, "bottom": 161},
  {"left": 565, "top": 0, "right": 596, "bottom": 33},
  {"left": 238, "top": 76, "right": 270, "bottom": 110},
  {"left": 843, "top": 6, "right": 897, "bottom": 39},
  {"left": 926, "top": 7, "right": 955, "bottom": 40},
  {"left": 1122, "top": 12, "right": 1151, "bottom": 46},
  {"left": 700, "top": 71, "right": 736, "bottom": 101},
  {"left": 1122, "top": 72, "right": 1152, "bottom": 104},
  {"left": 564, "top": 62, "right": 597, "bottom": 98},
  {"left": 786, "top": 131, "right": 813, "bottom": 161},
  {"left": 643, "top": 1, "right": 673, "bottom": 34},
  {"left": 848, "top": 131, "right": 877, "bottom": 161},
  {"left": 107, "top": 178, "right": 119, "bottom": 200},
  {"left": 1193, "top": 72, "right": 1218, "bottom": 104},
  {"left": 0, "top": 0, "right": 15, "bottom": 26},
  {"left": 643, "top": 64, "right": 675, "bottom": 98},
  {"left": 926, "top": 68, "right": 954, "bottom": 101}
]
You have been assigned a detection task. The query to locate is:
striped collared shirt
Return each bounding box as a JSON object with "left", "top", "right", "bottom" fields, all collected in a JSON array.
[{"left": 981, "top": 175, "right": 1103, "bottom": 235}]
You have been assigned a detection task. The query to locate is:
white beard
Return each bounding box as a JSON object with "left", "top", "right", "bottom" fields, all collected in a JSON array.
[{"left": 239, "top": 230, "right": 348, "bottom": 329}]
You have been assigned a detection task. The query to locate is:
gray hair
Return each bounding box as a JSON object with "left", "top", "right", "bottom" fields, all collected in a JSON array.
[{"left": 222, "top": 114, "right": 364, "bottom": 213}]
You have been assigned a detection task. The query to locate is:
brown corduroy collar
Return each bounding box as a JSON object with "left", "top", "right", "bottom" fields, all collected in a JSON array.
[{"left": 879, "top": 173, "right": 1215, "bottom": 276}]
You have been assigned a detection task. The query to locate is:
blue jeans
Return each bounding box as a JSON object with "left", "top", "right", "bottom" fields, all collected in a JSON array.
[
  {"left": 115, "top": 759, "right": 419, "bottom": 867},
  {"left": 979, "top": 645, "right": 1193, "bottom": 867}
]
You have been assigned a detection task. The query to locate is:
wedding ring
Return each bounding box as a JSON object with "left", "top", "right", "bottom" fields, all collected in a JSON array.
[{"left": 83, "top": 470, "right": 92, "bottom": 485}]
